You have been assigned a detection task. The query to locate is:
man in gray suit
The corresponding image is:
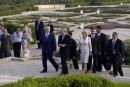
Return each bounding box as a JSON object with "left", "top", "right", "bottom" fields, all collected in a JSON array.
[{"left": 0, "top": 29, "right": 12, "bottom": 58}]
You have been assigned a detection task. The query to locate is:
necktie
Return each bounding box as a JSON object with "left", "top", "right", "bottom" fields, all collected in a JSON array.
[
  {"left": 112, "top": 40, "right": 116, "bottom": 54},
  {"left": 46, "top": 34, "right": 48, "bottom": 41}
]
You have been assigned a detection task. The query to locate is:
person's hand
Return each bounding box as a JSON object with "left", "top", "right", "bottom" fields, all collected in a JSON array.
[
  {"left": 36, "top": 40, "right": 39, "bottom": 44},
  {"left": 73, "top": 57, "right": 76, "bottom": 59},
  {"left": 89, "top": 51, "right": 92, "bottom": 56},
  {"left": 99, "top": 52, "right": 101, "bottom": 55},
  {"left": 62, "top": 44, "right": 66, "bottom": 47},
  {"left": 122, "top": 58, "right": 124, "bottom": 61},
  {"left": 107, "top": 57, "right": 109, "bottom": 60},
  {"left": 53, "top": 51, "right": 56, "bottom": 55},
  {"left": 76, "top": 50, "right": 79, "bottom": 54},
  {"left": 59, "top": 44, "right": 62, "bottom": 47}
]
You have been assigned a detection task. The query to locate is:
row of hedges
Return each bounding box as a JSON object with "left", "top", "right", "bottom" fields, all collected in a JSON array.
[
  {"left": 0, "top": 7, "right": 38, "bottom": 16},
  {"left": 1, "top": 74, "right": 130, "bottom": 87},
  {"left": 66, "top": 1, "right": 129, "bottom": 7}
]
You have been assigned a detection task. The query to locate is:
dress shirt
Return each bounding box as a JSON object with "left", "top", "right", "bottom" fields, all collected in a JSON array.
[
  {"left": 97, "top": 32, "right": 101, "bottom": 36},
  {"left": 91, "top": 34, "right": 95, "bottom": 38},
  {"left": 12, "top": 31, "right": 22, "bottom": 42},
  {"left": 62, "top": 34, "right": 66, "bottom": 40}
]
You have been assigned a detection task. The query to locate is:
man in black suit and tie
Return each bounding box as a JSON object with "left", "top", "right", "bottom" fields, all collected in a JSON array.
[
  {"left": 0, "top": 29, "right": 12, "bottom": 58},
  {"left": 104, "top": 35, "right": 111, "bottom": 70},
  {"left": 40, "top": 26, "right": 59, "bottom": 73},
  {"left": 35, "top": 17, "right": 44, "bottom": 49},
  {"left": 68, "top": 32, "right": 79, "bottom": 69},
  {"left": 58, "top": 28, "right": 72, "bottom": 75},
  {"left": 87, "top": 28, "right": 101, "bottom": 73},
  {"left": 47, "top": 20, "right": 54, "bottom": 33},
  {"left": 96, "top": 26, "right": 106, "bottom": 72},
  {"left": 107, "top": 32, "right": 124, "bottom": 77}
]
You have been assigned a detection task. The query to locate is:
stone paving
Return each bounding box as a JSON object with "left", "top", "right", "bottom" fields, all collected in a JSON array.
[
  {"left": 0, "top": 5, "right": 130, "bottom": 85},
  {"left": 0, "top": 60, "right": 130, "bottom": 85}
]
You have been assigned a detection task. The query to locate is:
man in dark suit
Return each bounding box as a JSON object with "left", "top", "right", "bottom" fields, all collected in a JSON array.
[
  {"left": 96, "top": 26, "right": 106, "bottom": 72},
  {"left": 103, "top": 35, "right": 111, "bottom": 70},
  {"left": 87, "top": 28, "right": 101, "bottom": 73},
  {"left": 107, "top": 32, "right": 124, "bottom": 77},
  {"left": 40, "top": 26, "right": 59, "bottom": 73},
  {"left": 47, "top": 20, "right": 54, "bottom": 33},
  {"left": 58, "top": 28, "right": 72, "bottom": 75},
  {"left": 0, "top": 29, "right": 12, "bottom": 58},
  {"left": 35, "top": 17, "right": 44, "bottom": 49},
  {"left": 68, "top": 32, "right": 79, "bottom": 69}
]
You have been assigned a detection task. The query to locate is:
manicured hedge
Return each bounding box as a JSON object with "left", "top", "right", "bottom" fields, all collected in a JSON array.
[{"left": 0, "top": 74, "right": 130, "bottom": 87}]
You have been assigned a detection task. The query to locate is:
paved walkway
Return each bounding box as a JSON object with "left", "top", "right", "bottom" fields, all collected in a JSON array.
[
  {"left": 0, "top": 5, "right": 130, "bottom": 85},
  {"left": 0, "top": 60, "right": 130, "bottom": 85}
]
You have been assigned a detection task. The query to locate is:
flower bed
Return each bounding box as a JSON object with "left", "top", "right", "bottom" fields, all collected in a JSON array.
[
  {"left": 57, "top": 18, "right": 103, "bottom": 23},
  {"left": 84, "top": 22, "right": 130, "bottom": 29}
]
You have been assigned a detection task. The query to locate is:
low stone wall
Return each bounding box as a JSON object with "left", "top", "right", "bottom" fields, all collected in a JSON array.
[{"left": 35, "top": 4, "right": 65, "bottom": 9}]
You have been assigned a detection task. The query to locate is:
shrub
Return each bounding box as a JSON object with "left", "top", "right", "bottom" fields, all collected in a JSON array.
[
  {"left": 1, "top": 74, "right": 130, "bottom": 87},
  {"left": 123, "top": 39, "right": 130, "bottom": 65}
]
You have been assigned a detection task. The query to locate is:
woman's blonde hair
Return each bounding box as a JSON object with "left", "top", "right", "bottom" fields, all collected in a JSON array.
[{"left": 82, "top": 30, "right": 88, "bottom": 36}]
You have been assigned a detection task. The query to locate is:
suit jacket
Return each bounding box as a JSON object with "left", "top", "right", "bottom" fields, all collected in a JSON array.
[
  {"left": 88, "top": 35, "right": 101, "bottom": 55},
  {"left": 41, "top": 33, "right": 56, "bottom": 55},
  {"left": 69, "top": 38, "right": 77, "bottom": 57},
  {"left": 96, "top": 33, "right": 106, "bottom": 53},
  {"left": 0, "top": 35, "right": 12, "bottom": 52},
  {"left": 58, "top": 34, "right": 72, "bottom": 56},
  {"left": 107, "top": 39, "right": 124, "bottom": 62},
  {"left": 47, "top": 24, "right": 54, "bottom": 33},
  {"left": 35, "top": 21, "right": 44, "bottom": 40}
]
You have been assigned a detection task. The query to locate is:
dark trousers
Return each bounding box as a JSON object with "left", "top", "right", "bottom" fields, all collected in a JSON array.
[
  {"left": 103, "top": 55, "right": 111, "bottom": 70},
  {"left": 97, "top": 54, "right": 103, "bottom": 70},
  {"left": 0, "top": 49, "right": 10, "bottom": 58},
  {"left": 112, "top": 54, "right": 123, "bottom": 76},
  {"left": 87, "top": 56, "right": 92, "bottom": 71},
  {"left": 37, "top": 42, "right": 42, "bottom": 48},
  {"left": 42, "top": 52, "right": 58, "bottom": 71},
  {"left": 61, "top": 55, "right": 68, "bottom": 74},
  {"left": 36, "top": 32, "right": 42, "bottom": 48},
  {"left": 69, "top": 55, "right": 79, "bottom": 69},
  {"left": 13, "top": 42, "right": 21, "bottom": 57},
  {"left": 87, "top": 55, "right": 97, "bottom": 72}
]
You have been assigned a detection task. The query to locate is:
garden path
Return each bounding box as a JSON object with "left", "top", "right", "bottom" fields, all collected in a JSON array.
[{"left": 1, "top": 5, "right": 130, "bottom": 85}]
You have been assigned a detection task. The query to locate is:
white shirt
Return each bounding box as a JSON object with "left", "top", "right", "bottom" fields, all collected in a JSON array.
[
  {"left": 91, "top": 34, "right": 95, "bottom": 38},
  {"left": 0, "top": 29, "right": 3, "bottom": 39},
  {"left": 97, "top": 33, "right": 101, "bottom": 36},
  {"left": 12, "top": 31, "right": 22, "bottom": 42}
]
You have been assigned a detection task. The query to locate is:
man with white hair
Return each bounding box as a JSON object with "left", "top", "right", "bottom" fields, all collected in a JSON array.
[
  {"left": 58, "top": 28, "right": 72, "bottom": 75},
  {"left": 39, "top": 26, "right": 59, "bottom": 73},
  {"left": 0, "top": 29, "right": 12, "bottom": 58}
]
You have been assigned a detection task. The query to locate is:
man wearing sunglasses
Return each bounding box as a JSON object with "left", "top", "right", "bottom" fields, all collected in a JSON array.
[{"left": 107, "top": 32, "right": 124, "bottom": 77}]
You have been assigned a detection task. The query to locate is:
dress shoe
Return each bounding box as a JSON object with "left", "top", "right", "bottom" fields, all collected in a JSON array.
[
  {"left": 37, "top": 48, "right": 40, "bottom": 49},
  {"left": 113, "top": 75, "right": 118, "bottom": 77},
  {"left": 98, "top": 70, "right": 102, "bottom": 72},
  {"left": 93, "top": 71, "right": 96, "bottom": 73},
  {"left": 40, "top": 70, "right": 47, "bottom": 73},
  {"left": 56, "top": 65, "right": 59, "bottom": 72}
]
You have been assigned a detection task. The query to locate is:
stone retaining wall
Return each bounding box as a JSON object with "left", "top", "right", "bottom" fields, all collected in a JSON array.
[{"left": 35, "top": 4, "right": 65, "bottom": 9}]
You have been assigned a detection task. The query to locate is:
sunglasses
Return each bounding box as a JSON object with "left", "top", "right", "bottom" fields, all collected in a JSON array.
[{"left": 112, "top": 35, "right": 116, "bottom": 36}]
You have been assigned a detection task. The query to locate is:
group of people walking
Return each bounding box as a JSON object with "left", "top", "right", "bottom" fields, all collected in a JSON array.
[
  {"left": 0, "top": 17, "right": 124, "bottom": 77},
  {"left": 38, "top": 21, "right": 124, "bottom": 77}
]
